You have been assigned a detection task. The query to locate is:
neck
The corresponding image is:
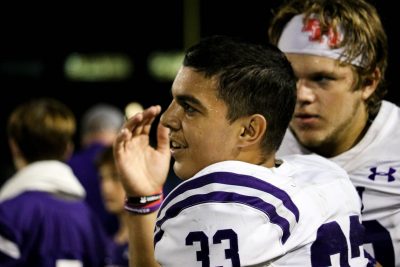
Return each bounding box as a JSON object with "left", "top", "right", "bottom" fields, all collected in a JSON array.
[{"left": 241, "top": 149, "right": 276, "bottom": 168}]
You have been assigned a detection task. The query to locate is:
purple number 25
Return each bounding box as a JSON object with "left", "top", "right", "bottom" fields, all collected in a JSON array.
[{"left": 311, "top": 215, "right": 364, "bottom": 266}]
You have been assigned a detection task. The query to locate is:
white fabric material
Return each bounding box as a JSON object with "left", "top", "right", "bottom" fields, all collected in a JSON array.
[
  {"left": 277, "top": 100, "right": 400, "bottom": 266},
  {"left": 154, "top": 158, "right": 367, "bottom": 266},
  {"left": 56, "top": 260, "right": 83, "bottom": 267},
  {"left": 278, "top": 14, "right": 363, "bottom": 66},
  {"left": 0, "top": 160, "right": 85, "bottom": 203},
  {"left": 0, "top": 235, "right": 20, "bottom": 259}
]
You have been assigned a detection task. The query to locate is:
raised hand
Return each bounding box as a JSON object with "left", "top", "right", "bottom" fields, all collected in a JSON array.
[{"left": 114, "top": 105, "right": 171, "bottom": 197}]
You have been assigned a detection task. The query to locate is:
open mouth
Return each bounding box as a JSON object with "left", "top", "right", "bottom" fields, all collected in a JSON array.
[{"left": 170, "top": 141, "right": 183, "bottom": 149}]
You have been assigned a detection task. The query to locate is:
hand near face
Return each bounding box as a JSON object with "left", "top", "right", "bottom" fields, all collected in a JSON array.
[{"left": 114, "top": 105, "right": 171, "bottom": 197}]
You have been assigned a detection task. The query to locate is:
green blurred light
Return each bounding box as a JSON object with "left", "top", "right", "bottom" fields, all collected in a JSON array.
[
  {"left": 147, "top": 51, "right": 184, "bottom": 82},
  {"left": 64, "top": 53, "right": 133, "bottom": 81}
]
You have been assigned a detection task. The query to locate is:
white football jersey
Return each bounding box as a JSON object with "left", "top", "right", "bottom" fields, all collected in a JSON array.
[
  {"left": 154, "top": 156, "right": 368, "bottom": 266},
  {"left": 278, "top": 100, "right": 400, "bottom": 266}
]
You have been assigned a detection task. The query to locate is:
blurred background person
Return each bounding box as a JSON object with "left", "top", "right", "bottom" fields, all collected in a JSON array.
[
  {"left": 0, "top": 98, "right": 108, "bottom": 267},
  {"left": 96, "top": 146, "right": 129, "bottom": 267},
  {"left": 68, "top": 103, "right": 124, "bottom": 236}
]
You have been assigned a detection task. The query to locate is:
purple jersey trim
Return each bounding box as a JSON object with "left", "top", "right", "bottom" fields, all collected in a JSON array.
[
  {"left": 160, "top": 171, "right": 299, "bottom": 220},
  {"left": 156, "top": 191, "right": 293, "bottom": 244},
  {"left": 155, "top": 171, "right": 299, "bottom": 246}
]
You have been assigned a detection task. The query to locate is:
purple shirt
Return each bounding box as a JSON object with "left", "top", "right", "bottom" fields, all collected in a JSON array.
[
  {"left": 0, "top": 191, "right": 109, "bottom": 267},
  {"left": 68, "top": 143, "right": 118, "bottom": 235}
]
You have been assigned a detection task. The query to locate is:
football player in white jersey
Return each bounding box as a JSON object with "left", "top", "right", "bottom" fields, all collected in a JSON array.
[
  {"left": 269, "top": 0, "right": 399, "bottom": 266},
  {"left": 114, "top": 35, "right": 369, "bottom": 266}
]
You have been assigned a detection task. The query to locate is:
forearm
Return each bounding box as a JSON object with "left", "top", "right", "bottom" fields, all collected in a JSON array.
[{"left": 127, "top": 212, "right": 160, "bottom": 267}]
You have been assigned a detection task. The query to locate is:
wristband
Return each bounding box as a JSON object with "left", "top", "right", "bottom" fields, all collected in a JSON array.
[
  {"left": 124, "top": 191, "right": 163, "bottom": 215},
  {"left": 124, "top": 200, "right": 162, "bottom": 214},
  {"left": 125, "top": 191, "right": 163, "bottom": 205}
]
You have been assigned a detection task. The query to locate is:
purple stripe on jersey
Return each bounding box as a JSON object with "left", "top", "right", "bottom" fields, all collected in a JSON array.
[
  {"left": 156, "top": 191, "right": 292, "bottom": 244},
  {"left": 154, "top": 229, "right": 164, "bottom": 246},
  {"left": 160, "top": 172, "right": 299, "bottom": 221}
]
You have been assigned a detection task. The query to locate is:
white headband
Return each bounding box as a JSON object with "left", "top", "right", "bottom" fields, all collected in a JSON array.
[{"left": 278, "top": 14, "right": 363, "bottom": 66}]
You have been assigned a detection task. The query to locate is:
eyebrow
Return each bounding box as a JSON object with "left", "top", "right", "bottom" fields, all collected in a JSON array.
[
  {"left": 301, "top": 70, "right": 336, "bottom": 79},
  {"left": 314, "top": 69, "right": 336, "bottom": 75},
  {"left": 176, "top": 94, "right": 205, "bottom": 109}
]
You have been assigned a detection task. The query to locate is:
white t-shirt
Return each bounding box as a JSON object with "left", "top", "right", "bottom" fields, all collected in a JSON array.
[
  {"left": 278, "top": 100, "right": 400, "bottom": 267},
  {"left": 154, "top": 156, "right": 367, "bottom": 266}
]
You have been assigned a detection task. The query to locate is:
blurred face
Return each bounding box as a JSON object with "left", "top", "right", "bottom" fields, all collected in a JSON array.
[
  {"left": 99, "top": 163, "right": 125, "bottom": 214},
  {"left": 286, "top": 54, "right": 370, "bottom": 157},
  {"left": 160, "top": 67, "right": 242, "bottom": 180}
]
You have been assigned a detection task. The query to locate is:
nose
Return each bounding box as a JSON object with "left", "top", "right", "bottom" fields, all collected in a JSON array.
[
  {"left": 160, "top": 100, "right": 181, "bottom": 131},
  {"left": 296, "top": 79, "right": 316, "bottom": 104}
]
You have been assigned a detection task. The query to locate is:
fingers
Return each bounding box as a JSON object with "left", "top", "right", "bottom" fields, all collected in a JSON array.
[
  {"left": 124, "top": 105, "right": 161, "bottom": 136},
  {"left": 114, "top": 105, "right": 161, "bottom": 158},
  {"left": 114, "top": 128, "right": 130, "bottom": 161},
  {"left": 142, "top": 106, "right": 162, "bottom": 135}
]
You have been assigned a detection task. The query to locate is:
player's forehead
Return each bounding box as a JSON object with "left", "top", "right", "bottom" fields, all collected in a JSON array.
[
  {"left": 171, "top": 67, "right": 221, "bottom": 105},
  {"left": 285, "top": 53, "right": 352, "bottom": 77}
]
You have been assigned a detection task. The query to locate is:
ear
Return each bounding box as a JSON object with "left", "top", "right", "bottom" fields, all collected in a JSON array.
[
  {"left": 361, "top": 67, "right": 381, "bottom": 100},
  {"left": 238, "top": 114, "right": 267, "bottom": 148},
  {"left": 8, "top": 138, "right": 21, "bottom": 159},
  {"left": 8, "top": 138, "right": 27, "bottom": 170}
]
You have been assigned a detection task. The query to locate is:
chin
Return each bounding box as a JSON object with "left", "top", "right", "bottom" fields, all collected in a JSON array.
[
  {"left": 301, "top": 138, "right": 327, "bottom": 150},
  {"left": 173, "top": 162, "right": 195, "bottom": 181},
  {"left": 295, "top": 130, "right": 324, "bottom": 145},
  {"left": 104, "top": 203, "right": 117, "bottom": 213}
]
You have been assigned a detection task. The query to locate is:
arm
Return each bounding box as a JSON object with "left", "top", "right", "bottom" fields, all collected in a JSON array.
[
  {"left": 127, "top": 212, "right": 159, "bottom": 267},
  {"left": 114, "top": 105, "right": 170, "bottom": 267}
]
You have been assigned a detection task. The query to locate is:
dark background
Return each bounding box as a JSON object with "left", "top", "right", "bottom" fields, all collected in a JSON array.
[{"left": 0, "top": 1, "right": 398, "bottom": 181}]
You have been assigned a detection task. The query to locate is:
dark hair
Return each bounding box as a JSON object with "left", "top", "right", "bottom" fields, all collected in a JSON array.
[
  {"left": 183, "top": 35, "right": 297, "bottom": 154},
  {"left": 7, "top": 98, "right": 76, "bottom": 162}
]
